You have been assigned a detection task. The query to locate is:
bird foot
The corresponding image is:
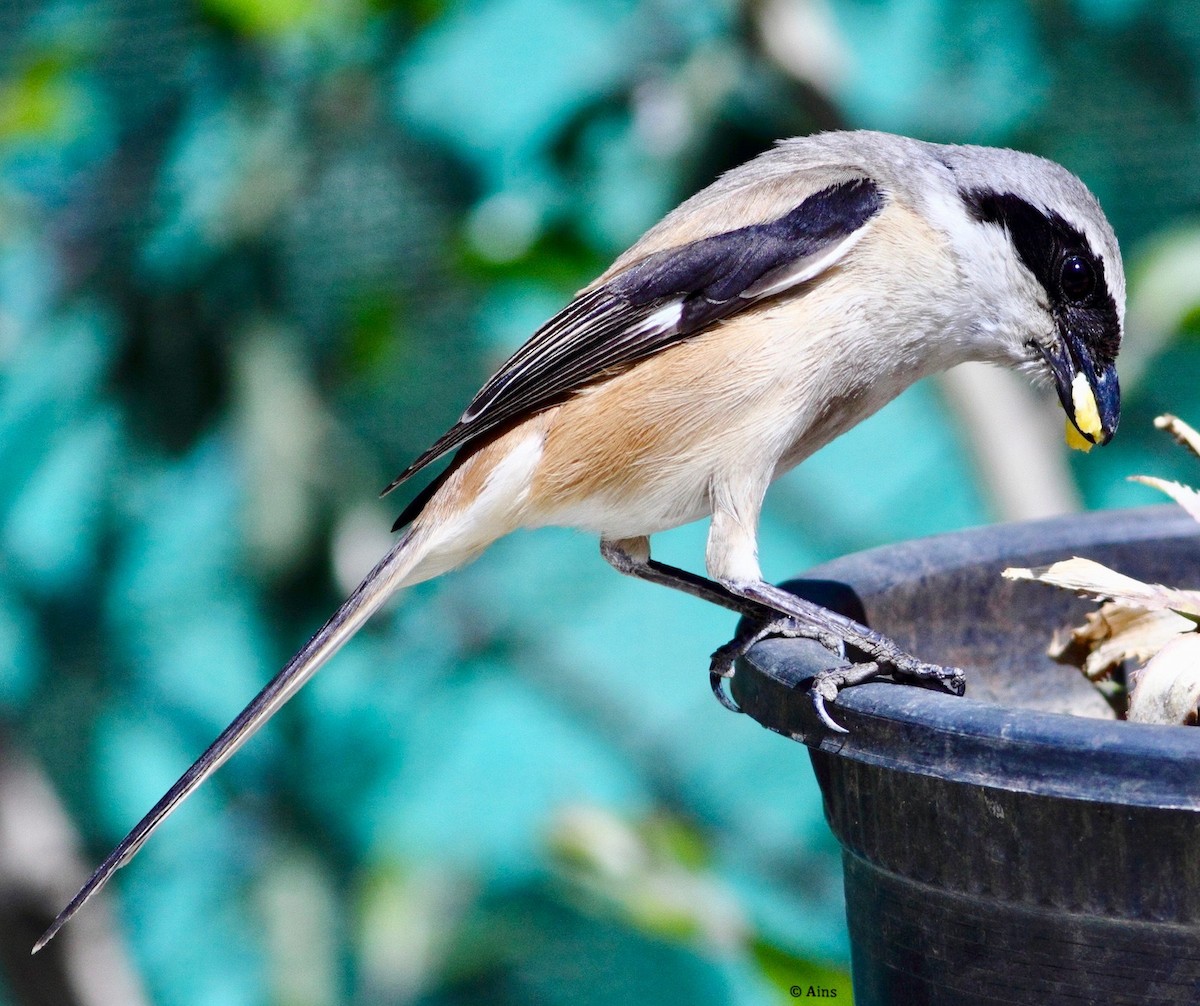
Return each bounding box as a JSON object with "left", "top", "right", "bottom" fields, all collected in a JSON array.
[
  {"left": 711, "top": 615, "right": 965, "bottom": 732},
  {"left": 708, "top": 616, "right": 844, "bottom": 714},
  {"left": 710, "top": 615, "right": 841, "bottom": 676},
  {"left": 810, "top": 654, "right": 965, "bottom": 732}
]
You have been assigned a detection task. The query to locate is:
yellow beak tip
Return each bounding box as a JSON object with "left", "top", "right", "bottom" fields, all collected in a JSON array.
[{"left": 1065, "top": 418, "right": 1094, "bottom": 453}]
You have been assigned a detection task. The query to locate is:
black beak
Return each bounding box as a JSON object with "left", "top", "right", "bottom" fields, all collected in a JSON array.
[{"left": 1040, "top": 329, "right": 1120, "bottom": 446}]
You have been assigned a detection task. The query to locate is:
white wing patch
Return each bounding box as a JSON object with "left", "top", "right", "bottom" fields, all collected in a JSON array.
[
  {"left": 739, "top": 226, "right": 871, "bottom": 301},
  {"left": 629, "top": 300, "right": 685, "bottom": 337}
]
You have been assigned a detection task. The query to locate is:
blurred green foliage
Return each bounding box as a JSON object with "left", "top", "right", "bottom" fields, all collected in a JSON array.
[{"left": 3, "top": 0, "right": 1200, "bottom": 1003}]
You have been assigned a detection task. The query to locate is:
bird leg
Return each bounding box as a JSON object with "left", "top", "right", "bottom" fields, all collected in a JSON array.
[
  {"left": 600, "top": 538, "right": 780, "bottom": 711},
  {"left": 722, "top": 578, "right": 966, "bottom": 730},
  {"left": 599, "top": 538, "right": 766, "bottom": 619},
  {"left": 600, "top": 539, "right": 965, "bottom": 730}
]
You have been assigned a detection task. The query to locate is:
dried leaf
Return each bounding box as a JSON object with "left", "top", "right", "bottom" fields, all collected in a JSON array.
[
  {"left": 1128, "top": 475, "right": 1200, "bottom": 525},
  {"left": 1003, "top": 557, "right": 1200, "bottom": 618},
  {"left": 1126, "top": 633, "right": 1200, "bottom": 726},
  {"left": 1051, "top": 603, "right": 1197, "bottom": 680},
  {"left": 1154, "top": 413, "right": 1200, "bottom": 461},
  {"left": 1004, "top": 412, "right": 1200, "bottom": 724}
]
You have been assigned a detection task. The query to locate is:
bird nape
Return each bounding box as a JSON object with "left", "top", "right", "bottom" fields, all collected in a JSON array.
[{"left": 35, "top": 129, "right": 1124, "bottom": 953}]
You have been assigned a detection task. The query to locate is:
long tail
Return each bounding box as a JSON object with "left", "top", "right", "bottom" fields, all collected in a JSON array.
[{"left": 34, "top": 525, "right": 432, "bottom": 954}]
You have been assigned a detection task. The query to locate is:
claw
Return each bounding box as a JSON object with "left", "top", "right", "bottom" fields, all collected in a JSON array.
[
  {"left": 806, "top": 656, "right": 966, "bottom": 731},
  {"left": 708, "top": 613, "right": 835, "bottom": 715},
  {"left": 897, "top": 660, "right": 966, "bottom": 696},
  {"left": 941, "top": 669, "right": 966, "bottom": 696},
  {"left": 709, "top": 604, "right": 966, "bottom": 729},
  {"left": 710, "top": 670, "right": 742, "bottom": 713},
  {"left": 710, "top": 615, "right": 805, "bottom": 675},
  {"left": 811, "top": 674, "right": 850, "bottom": 733},
  {"left": 708, "top": 616, "right": 807, "bottom": 705},
  {"left": 809, "top": 661, "right": 884, "bottom": 733}
]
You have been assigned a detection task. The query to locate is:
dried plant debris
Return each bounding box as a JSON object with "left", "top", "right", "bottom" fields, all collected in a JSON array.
[
  {"left": 1126, "top": 635, "right": 1200, "bottom": 726},
  {"left": 1129, "top": 475, "right": 1200, "bottom": 524},
  {"left": 1004, "top": 414, "right": 1200, "bottom": 726},
  {"left": 1153, "top": 413, "right": 1200, "bottom": 460}
]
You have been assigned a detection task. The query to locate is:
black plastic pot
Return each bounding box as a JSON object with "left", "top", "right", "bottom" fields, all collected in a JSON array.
[{"left": 732, "top": 506, "right": 1200, "bottom": 1006}]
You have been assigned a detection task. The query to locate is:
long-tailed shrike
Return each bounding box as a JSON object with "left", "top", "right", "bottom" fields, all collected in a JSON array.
[{"left": 37, "top": 129, "right": 1124, "bottom": 950}]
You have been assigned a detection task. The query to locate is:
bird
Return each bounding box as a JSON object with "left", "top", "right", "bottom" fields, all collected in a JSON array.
[{"left": 35, "top": 129, "right": 1124, "bottom": 952}]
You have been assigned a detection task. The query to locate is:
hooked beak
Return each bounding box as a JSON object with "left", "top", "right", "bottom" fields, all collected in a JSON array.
[{"left": 1039, "top": 329, "right": 1121, "bottom": 447}]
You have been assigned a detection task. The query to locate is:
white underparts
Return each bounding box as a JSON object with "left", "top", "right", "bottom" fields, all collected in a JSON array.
[{"left": 407, "top": 431, "right": 546, "bottom": 585}]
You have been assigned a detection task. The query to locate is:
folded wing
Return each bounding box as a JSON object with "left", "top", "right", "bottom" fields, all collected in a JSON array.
[{"left": 384, "top": 177, "right": 886, "bottom": 509}]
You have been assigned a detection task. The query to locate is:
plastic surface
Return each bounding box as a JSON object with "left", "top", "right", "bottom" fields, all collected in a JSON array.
[{"left": 733, "top": 506, "right": 1200, "bottom": 1006}]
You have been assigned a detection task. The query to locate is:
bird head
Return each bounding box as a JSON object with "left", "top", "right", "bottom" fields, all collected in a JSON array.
[{"left": 935, "top": 145, "right": 1124, "bottom": 450}]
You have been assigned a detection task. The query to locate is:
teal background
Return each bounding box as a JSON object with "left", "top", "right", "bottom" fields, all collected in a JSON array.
[{"left": 4, "top": 1, "right": 1200, "bottom": 1003}]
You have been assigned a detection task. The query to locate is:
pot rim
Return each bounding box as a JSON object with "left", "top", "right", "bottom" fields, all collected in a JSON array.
[{"left": 736, "top": 505, "right": 1200, "bottom": 810}]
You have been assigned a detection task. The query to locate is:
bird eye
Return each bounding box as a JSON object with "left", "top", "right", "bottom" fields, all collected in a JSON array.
[{"left": 1060, "top": 255, "right": 1095, "bottom": 302}]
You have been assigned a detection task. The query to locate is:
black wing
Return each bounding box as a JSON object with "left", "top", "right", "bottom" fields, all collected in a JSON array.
[{"left": 385, "top": 177, "right": 884, "bottom": 507}]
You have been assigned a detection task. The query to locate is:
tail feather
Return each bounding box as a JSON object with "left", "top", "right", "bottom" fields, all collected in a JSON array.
[
  {"left": 33, "top": 526, "right": 429, "bottom": 954},
  {"left": 35, "top": 419, "right": 548, "bottom": 953}
]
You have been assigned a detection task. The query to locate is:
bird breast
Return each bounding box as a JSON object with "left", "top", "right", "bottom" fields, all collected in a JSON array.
[{"left": 523, "top": 200, "right": 964, "bottom": 539}]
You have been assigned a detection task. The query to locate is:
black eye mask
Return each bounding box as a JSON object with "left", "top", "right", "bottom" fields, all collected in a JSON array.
[{"left": 961, "top": 189, "right": 1121, "bottom": 370}]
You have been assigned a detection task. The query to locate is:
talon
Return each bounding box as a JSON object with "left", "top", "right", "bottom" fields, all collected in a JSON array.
[
  {"left": 709, "top": 615, "right": 808, "bottom": 682},
  {"left": 709, "top": 605, "right": 966, "bottom": 728},
  {"left": 897, "top": 660, "right": 966, "bottom": 696},
  {"left": 936, "top": 666, "right": 966, "bottom": 696},
  {"left": 811, "top": 675, "right": 849, "bottom": 733},
  {"left": 809, "top": 661, "right": 886, "bottom": 732},
  {"left": 710, "top": 670, "right": 742, "bottom": 713},
  {"left": 819, "top": 632, "right": 845, "bottom": 656}
]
